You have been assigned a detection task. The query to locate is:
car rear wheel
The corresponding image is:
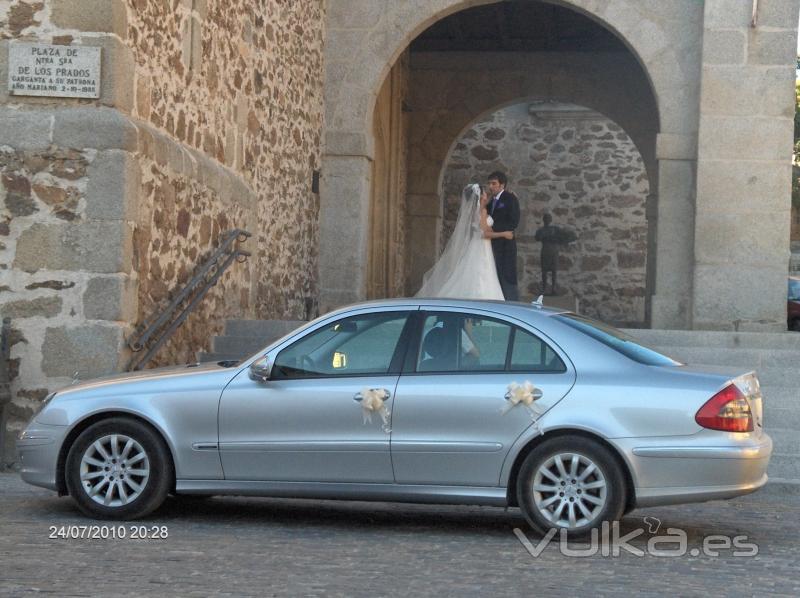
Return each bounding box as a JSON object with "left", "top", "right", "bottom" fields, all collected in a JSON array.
[
  {"left": 65, "top": 417, "right": 173, "bottom": 520},
  {"left": 517, "top": 436, "right": 627, "bottom": 538},
  {"left": 790, "top": 318, "right": 800, "bottom": 332}
]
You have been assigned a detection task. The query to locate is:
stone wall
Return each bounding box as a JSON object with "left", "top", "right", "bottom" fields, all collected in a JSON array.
[
  {"left": 1, "top": 143, "right": 115, "bottom": 436},
  {"left": 690, "top": 0, "right": 798, "bottom": 331},
  {"left": 131, "top": 125, "right": 256, "bottom": 367},
  {"left": 0, "top": 0, "right": 326, "bottom": 460},
  {"left": 125, "top": 0, "right": 325, "bottom": 319},
  {"left": 440, "top": 103, "right": 649, "bottom": 326}
]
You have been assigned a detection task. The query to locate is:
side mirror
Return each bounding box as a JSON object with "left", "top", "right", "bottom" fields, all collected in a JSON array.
[{"left": 249, "top": 356, "right": 272, "bottom": 382}]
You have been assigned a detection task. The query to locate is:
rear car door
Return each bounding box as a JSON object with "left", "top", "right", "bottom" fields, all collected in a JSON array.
[{"left": 390, "top": 308, "right": 576, "bottom": 486}]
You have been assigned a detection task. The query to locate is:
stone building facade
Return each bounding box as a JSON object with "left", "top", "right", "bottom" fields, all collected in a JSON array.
[
  {"left": 440, "top": 103, "right": 649, "bottom": 326},
  {"left": 322, "top": 0, "right": 799, "bottom": 333},
  {"left": 1, "top": 0, "right": 799, "bottom": 462},
  {"left": 0, "top": 0, "right": 325, "bottom": 458}
]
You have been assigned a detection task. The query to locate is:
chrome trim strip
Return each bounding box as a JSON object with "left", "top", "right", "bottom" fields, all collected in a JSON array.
[
  {"left": 175, "top": 480, "right": 508, "bottom": 506},
  {"left": 390, "top": 441, "right": 504, "bottom": 453},
  {"left": 218, "top": 441, "right": 390, "bottom": 452},
  {"left": 632, "top": 441, "right": 771, "bottom": 460}
]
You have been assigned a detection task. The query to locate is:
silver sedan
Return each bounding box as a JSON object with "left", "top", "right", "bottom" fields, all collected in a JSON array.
[{"left": 17, "top": 299, "right": 771, "bottom": 536}]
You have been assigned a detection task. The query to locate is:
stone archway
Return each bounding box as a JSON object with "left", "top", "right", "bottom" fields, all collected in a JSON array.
[
  {"left": 435, "top": 101, "right": 651, "bottom": 326},
  {"left": 321, "top": 0, "right": 703, "bottom": 327},
  {"left": 401, "top": 47, "right": 660, "bottom": 325}
]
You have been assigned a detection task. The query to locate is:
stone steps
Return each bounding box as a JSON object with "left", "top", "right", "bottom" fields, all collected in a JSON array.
[
  {"left": 197, "top": 352, "right": 250, "bottom": 363},
  {"left": 198, "top": 319, "right": 307, "bottom": 363},
  {"left": 652, "top": 346, "right": 799, "bottom": 369},
  {"left": 623, "top": 329, "right": 800, "bottom": 350},
  {"left": 213, "top": 335, "right": 277, "bottom": 356},
  {"left": 224, "top": 319, "right": 305, "bottom": 338}
]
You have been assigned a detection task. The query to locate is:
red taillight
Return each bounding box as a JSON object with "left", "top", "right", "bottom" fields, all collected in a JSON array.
[{"left": 695, "top": 384, "right": 753, "bottom": 433}]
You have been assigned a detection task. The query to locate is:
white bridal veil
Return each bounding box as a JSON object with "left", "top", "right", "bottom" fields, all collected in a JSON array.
[{"left": 415, "top": 183, "right": 482, "bottom": 297}]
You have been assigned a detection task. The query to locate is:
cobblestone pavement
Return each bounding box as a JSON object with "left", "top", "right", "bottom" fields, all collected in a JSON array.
[{"left": 1, "top": 473, "right": 798, "bottom": 597}]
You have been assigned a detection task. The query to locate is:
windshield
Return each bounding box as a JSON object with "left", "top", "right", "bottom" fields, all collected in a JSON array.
[
  {"left": 789, "top": 279, "right": 800, "bottom": 301},
  {"left": 553, "top": 313, "right": 681, "bottom": 366}
]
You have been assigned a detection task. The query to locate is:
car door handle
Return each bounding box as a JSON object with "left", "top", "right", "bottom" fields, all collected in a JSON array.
[
  {"left": 504, "top": 388, "right": 543, "bottom": 400},
  {"left": 353, "top": 389, "right": 392, "bottom": 402}
]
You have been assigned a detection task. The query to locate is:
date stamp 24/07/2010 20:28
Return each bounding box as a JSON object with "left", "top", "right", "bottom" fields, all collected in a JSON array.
[{"left": 48, "top": 525, "right": 169, "bottom": 540}]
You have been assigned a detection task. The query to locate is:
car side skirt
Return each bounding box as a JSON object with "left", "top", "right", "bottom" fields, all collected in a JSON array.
[{"left": 176, "top": 480, "right": 509, "bottom": 506}]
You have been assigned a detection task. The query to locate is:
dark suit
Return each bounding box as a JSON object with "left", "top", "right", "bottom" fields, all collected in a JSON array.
[{"left": 489, "top": 189, "right": 520, "bottom": 301}]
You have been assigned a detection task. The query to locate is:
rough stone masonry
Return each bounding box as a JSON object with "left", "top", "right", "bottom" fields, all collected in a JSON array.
[{"left": 0, "top": 0, "right": 326, "bottom": 461}]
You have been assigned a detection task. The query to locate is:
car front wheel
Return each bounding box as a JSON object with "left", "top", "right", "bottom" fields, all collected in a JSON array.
[
  {"left": 65, "top": 417, "right": 173, "bottom": 520},
  {"left": 516, "top": 436, "right": 627, "bottom": 538}
]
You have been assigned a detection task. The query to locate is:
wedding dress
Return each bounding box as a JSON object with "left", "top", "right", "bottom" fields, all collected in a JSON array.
[{"left": 415, "top": 184, "right": 505, "bottom": 300}]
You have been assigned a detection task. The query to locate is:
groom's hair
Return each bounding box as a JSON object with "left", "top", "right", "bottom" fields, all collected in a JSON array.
[{"left": 488, "top": 171, "right": 507, "bottom": 186}]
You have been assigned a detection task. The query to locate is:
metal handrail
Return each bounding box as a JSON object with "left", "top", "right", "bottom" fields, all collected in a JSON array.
[
  {"left": 0, "top": 318, "right": 10, "bottom": 404},
  {"left": 126, "top": 229, "right": 251, "bottom": 371},
  {"left": 0, "top": 318, "right": 12, "bottom": 470}
]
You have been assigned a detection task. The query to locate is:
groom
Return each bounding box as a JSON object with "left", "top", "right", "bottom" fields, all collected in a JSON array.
[{"left": 486, "top": 171, "right": 520, "bottom": 301}]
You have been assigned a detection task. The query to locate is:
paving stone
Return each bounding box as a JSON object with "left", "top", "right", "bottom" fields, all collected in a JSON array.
[{"left": 0, "top": 473, "right": 797, "bottom": 595}]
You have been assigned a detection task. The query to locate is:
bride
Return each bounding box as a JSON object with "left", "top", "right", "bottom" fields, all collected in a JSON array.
[{"left": 415, "top": 183, "right": 513, "bottom": 300}]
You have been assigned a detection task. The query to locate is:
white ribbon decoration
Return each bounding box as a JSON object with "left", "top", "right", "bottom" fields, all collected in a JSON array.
[
  {"left": 501, "top": 381, "right": 545, "bottom": 434},
  {"left": 359, "top": 387, "right": 391, "bottom": 432}
]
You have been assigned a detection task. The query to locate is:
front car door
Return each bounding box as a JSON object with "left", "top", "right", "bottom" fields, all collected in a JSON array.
[
  {"left": 218, "top": 308, "right": 415, "bottom": 482},
  {"left": 391, "top": 308, "right": 576, "bottom": 487}
]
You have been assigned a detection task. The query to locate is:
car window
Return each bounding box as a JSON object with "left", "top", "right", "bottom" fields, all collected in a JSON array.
[
  {"left": 554, "top": 313, "right": 680, "bottom": 366},
  {"left": 789, "top": 279, "right": 800, "bottom": 301},
  {"left": 417, "top": 313, "right": 512, "bottom": 373},
  {"left": 510, "top": 328, "right": 566, "bottom": 373},
  {"left": 272, "top": 311, "right": 410, "bottom": 379}
]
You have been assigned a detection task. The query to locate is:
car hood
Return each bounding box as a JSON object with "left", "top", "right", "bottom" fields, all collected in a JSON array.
[{"left": 53, "top": 361, "right": 240, "bottom": 398}]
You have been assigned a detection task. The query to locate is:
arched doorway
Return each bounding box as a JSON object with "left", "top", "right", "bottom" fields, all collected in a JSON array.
[
  {"left": 437, "top": 101, "right": 650, "bottom": 326},
  {"left": 321, "top": 0, "right": 702, "bottom": 329}
]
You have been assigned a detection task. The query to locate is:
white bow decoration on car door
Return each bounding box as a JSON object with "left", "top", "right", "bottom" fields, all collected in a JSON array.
[
  {"left": 502, "top": 381, "right": 546, "bottom": 434},
  {"left": 359, "top": 387, "right": 391, "bottom": 432}
]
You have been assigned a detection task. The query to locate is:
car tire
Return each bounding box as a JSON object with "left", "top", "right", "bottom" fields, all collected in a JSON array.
[
  {"left": 516, "top": 436, "right": 627, "bottom": 538},
  {"left": 65, "top": 417, "right": 173, "bottom": 520},
  {"left": 790, "top": 318, "right": 800, "bottom": 332}
]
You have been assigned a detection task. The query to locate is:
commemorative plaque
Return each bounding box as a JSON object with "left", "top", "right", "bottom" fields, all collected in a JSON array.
[{"left": 8, "top": 43, "right": 101, "bottom": 99}]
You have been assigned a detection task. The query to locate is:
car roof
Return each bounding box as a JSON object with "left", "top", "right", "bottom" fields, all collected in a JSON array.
[{"left": 328, "top": 297, "right": 570, "bottom": 320}]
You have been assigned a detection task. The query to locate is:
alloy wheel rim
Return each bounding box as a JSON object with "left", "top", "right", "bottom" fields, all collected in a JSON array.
[
  {"left": 532, "top": 452, "right": 607, "bottom": 529},
  {"left": 79, "top": 434, "right": 150, "bottom": 507}
]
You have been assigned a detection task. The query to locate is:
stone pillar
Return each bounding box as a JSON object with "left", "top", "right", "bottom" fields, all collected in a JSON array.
[
  {"left": 0, "top": 1, "right": 141, "bottom": 449},
  {"left": 318, "top": 154, "right": 373, "bottom": 312},
  {"left": 643, "top": 192, "right": 658, "bottom": 326},
  {"left": 650, "top": 135, "right": 698, "bottom": 329},
  {"left": 691, "top": 0, "right": 798, "bottom": 331}
]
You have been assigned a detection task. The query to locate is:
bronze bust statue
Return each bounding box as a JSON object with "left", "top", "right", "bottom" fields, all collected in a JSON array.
[{"left": 534, "top": 213, "right": 576, "bottom": 295}]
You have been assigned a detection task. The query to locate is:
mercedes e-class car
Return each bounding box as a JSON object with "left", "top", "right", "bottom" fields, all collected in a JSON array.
[{"left": 18, "top": 299, "right": 771, "bottom": 537}]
